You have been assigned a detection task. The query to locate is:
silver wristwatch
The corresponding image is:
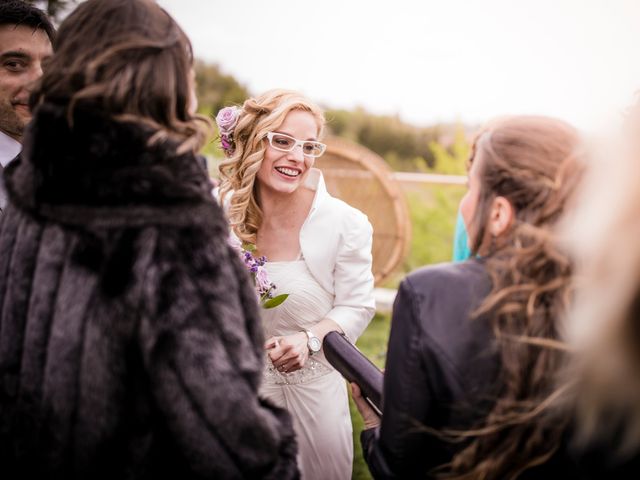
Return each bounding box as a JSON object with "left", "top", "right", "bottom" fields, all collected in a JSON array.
[{"left": 304, "top": 330, "right": 322, "bottom": 355}]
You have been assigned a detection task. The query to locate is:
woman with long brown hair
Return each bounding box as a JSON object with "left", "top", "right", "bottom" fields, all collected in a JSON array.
[
  {"left": 0, "top": 0, "right": 298, "bottom": 478},
  {"left": 352, "top": 115, "right": 585, "bottom": 478}
]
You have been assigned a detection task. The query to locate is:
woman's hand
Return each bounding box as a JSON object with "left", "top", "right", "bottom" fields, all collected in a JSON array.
[
  {"left": 351, "top": 383, "right": 381, "bottom": 430},
  {"left": 265, "top": 332, "right": 309, "bottom": 373}
]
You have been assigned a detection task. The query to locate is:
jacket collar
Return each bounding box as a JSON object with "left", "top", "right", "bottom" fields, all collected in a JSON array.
[
  {"left": 5, "top": 101, "right": 218, "bottom": 228},
  {"left": 303, "top": 167, "right": 328, "bottom": 218}
]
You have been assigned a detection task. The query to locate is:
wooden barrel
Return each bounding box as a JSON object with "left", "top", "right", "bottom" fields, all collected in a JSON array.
[{"left": 316, "top": 136, "right": 411, "bottom": 286}]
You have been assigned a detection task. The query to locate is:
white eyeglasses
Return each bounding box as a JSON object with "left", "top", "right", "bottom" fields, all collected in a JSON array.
[{"left": 266, "top": 132, "right": 326, "bottom": 158}]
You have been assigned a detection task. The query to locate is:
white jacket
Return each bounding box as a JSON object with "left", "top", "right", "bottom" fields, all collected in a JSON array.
[
  {"left": 299, "top": 169, "right": 375, "bottom": 341},
  {"left": 217, "top": 168, "right": 375, "bottom": 342}
]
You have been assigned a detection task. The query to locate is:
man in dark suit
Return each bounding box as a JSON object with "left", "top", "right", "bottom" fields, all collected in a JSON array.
[{"left": 0, "top": 1, "right": 54, "bottom": 211}]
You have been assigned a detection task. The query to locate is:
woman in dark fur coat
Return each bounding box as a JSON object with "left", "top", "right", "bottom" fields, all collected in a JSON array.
[{"left": 0, "top": 0, "right": 299, "bottom": 478}]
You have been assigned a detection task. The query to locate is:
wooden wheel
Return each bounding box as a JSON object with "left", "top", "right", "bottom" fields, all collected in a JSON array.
[{"left": 316, "top": 136, "right": 411, "bottom": 286}]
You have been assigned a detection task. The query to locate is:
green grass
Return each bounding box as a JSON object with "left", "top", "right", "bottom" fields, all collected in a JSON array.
[{"left": 350, "top": 312, "right": 390, "bottom": 480}]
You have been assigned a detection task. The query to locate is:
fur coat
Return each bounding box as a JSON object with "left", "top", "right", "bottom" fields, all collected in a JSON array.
[{"left": 0, "top": 102, "right": 299, "bottom": 479}]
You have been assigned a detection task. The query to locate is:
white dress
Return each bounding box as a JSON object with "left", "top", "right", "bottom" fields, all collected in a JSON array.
[{"left": 260, "top": 257, "right": 353, "bottom": 480}]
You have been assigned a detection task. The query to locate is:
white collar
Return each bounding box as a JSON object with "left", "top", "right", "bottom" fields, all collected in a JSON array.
[
  {"left": 303, "top": 168, "right": 329, "bottom": 217},
  {"left": 0, "top": 130, "right": 21, "bottom": 168}
]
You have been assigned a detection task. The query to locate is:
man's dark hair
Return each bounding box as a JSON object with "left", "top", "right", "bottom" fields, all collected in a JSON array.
[{"left": 0, "top": 0, "right": 55, "bottom": 42}]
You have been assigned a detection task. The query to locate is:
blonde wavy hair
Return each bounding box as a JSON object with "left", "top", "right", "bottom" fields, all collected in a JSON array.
[{"left": 218, "top": 89, "right": 325, "bottom": 244}]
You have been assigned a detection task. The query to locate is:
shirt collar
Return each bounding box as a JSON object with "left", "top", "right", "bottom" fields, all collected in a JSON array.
[{"left": 0, "top": 130, "right": 21, "bottom": 168}]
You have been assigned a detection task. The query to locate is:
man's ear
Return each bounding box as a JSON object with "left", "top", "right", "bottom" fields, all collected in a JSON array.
[{"left": 489, "top": 196, "right": 514, "bottom": 237}]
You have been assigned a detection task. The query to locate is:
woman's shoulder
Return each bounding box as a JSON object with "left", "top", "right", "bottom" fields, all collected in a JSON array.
[
  {"left": 403, "top": 259, "right": 489, "bottom": 294},
  {"left": 396, "top": 259, "right": 498, "bottom": 391},
  {"left": 398, "top": 259, "right": 493, "bottom": 348},
  {"left": 317, "top": 193, "right": 371, "bottom": 233},
  {"left": 322, "top": 192, "right": 364, "bottom": 215}
]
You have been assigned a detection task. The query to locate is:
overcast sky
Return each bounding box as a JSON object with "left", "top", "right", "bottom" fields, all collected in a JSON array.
[{"left": 157, "top": 0, "right": 640, "bottom": 134}]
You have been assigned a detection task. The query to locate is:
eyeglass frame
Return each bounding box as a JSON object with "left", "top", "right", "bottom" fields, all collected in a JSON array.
[{"left": 265, "top": 132, "right": 327, "bottom": 158}]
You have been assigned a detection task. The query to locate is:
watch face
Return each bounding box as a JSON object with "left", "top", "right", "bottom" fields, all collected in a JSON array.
[{"left": 309, "top": 336, "right": 322, "bottom": 353}]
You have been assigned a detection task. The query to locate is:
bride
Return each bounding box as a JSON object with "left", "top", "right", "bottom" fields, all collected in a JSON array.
[{"left": 216, "top": 89, "right": 375, "bottom": 479}]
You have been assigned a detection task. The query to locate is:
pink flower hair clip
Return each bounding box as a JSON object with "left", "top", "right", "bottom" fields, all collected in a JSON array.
[{"left": 215, "top": 106, "right": 240, "bottom": 156}]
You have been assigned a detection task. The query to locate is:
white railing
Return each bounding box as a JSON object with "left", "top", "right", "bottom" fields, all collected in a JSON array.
[
  {"left": 374, "top": 288, "right": 397, "bottom": 313},
  {"left": 392, "top": 172, "right": 467, "bottom": 185}
]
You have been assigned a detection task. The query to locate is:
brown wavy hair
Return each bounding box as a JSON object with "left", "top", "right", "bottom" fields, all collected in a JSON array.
[
  {"left": 31, "top": 0, "right": 211, "bottom": 154},
  {"left": 445, "top": 116, "right": 585, "bottom": 479},
  {"left": 217, "top": 89, "right": 325, "bottom": 245}
]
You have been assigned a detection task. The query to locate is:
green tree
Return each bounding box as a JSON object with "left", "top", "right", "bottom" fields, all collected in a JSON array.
[
  {"left": 195, "top": 60, "right": 250, "bottom": 117},
  {"left": 325, "top": 108, "right": 442, "bottom": 171},
  {"left": 427, "top": 123, "right": 470, "bottom": 175}
]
